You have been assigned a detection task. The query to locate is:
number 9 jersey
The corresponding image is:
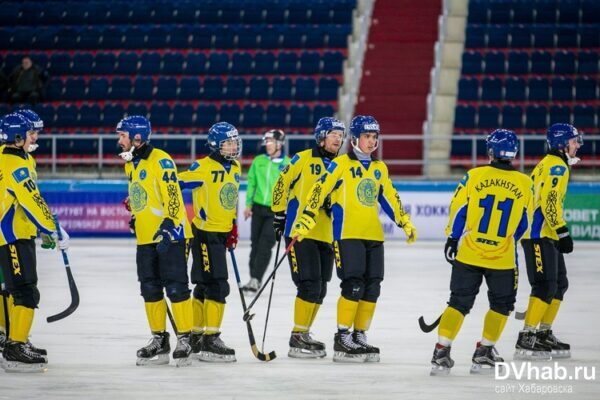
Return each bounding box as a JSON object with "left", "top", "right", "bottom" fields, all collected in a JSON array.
[{"left": 446, "top": 163, "right": 533, "bottom": 270}]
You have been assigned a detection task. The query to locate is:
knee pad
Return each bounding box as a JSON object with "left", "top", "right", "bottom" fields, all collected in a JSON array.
[
  {"left": 165, "top": 282, "right": 191, "bottom": 303},
  {"left": 11, "top": 284, "right": 40, "bottom": 309},
  {"left": 448, "top": 293, "right": 477, "bottom": 316},
  {"left": 555, "top": 276, "right": 569, "bottom": 301},
  {"left": 531, "top": 280, "right": 558, "bottom": 304},
  {"left": 140, "top": 280, "right": 164, "bottom": 303},
  {"left": 363, "top": 278, "right": 382, "bottom": 303},
  {"left": 297, "top": 280, "right": 321, "bottom": 303},
  {"left": 204, "top": 280, "right": 230, "bottom": 303},
  {"left": 193, "top": 284, "right": 206, "bottom": 301},
  {"left": 340, "top": 278, "right": 364, "bottom": 302},
  {"left": 317, "top": 281, "right": 328, "bottom": 304}
]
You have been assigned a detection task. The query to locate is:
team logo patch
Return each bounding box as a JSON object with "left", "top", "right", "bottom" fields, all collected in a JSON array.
[
  {"left": 550, "top": 165, "right": 567, "bottom": 176},
  {"left": 219, "top": 182, "right": 238, "bottom": 210},
  {"left": 12, "top": 167, "right": 30, "bottom": 183},
  {"left": 129, "top": 182, "right": 148, "bottom": 213},
  {"left": 139, "top": 169, "right": 147, "bottom": 180},
  {"left": 189, "top": 161, "right": 200, "bottom": 171},
  {"left": 356, "top": 178, "right": 377, "bottom": 207},
  {"left": 374, "top": 169, "right": 381, "bottom": 180},
  {"left": 234, "top": 172, "right": 240, "bottom": 182},
  {"left": 159, "top": 158, "right": 175, "bottom": 169}
]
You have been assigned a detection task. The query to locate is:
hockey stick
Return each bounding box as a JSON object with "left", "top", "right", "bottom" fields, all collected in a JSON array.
[
  {"left": 166, "top": 302, "right": 179, "bottom": 335},
  {"left": 1, "top": 282, "right": 9, "bottom": 336},
  {"left": 47, "top": 215, "right": 80, "bottom": 323},
  {"left": 228, "top": 248, "right": 276, "bottom": 362},
  {"left": 260, "top": 237, "right": 281, "bottom": 352},
  {"left": 515, "top": 311, "right": 526, "bottom": 320},
  {"left": 418, "top": 314, "right": 442, "bottom": 333},
  {"left": 243, "top": 237, "right": 297, "bottom": 321}
]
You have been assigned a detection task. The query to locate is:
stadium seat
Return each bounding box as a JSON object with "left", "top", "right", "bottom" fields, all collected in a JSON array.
[
  {"left": 458, "top": 78, "right": 478, "bottom": 101},
  {"left": 55, "top": 105, "right": 79, "bottom": 127},
  {"left": 481, "top": 77, "right": 503, "bottom": 101},
  {"left": 87, "top": 78, "right": 109, "bottom": 100},
  {"left": 531, "top": 51, "right": 552, "bottom": 74},
  {"left": 556, "top": 26, "right": 578, "bottom": 48},
  {"left": 190, "top": 26, "right": 213, "bottom": 49},
  {"left": 454, "top": 105, "right": 476, "bottom": 129},
  {"left": 573, "top": 105, "right": 595, "bottom": 127},
  {"left": 248, "top": 77, "right": 269, "bottom": 100},
  {"left": 185, "top": 53, "right": 207, "bottom": 75},
  {"left": 295, "top": 77, "right": 317, "bottom": 100},
  {"left": 528, "top": 77, "right": 550, "bottom": 101},
  {"left": 551, "top": 77, "right": 574, "bottom": 101},
  {"left": 507, "top": 51, "right": 529, "bottom": 74},
  {"left": 266, "top": 104, "right": 287, "bottom": 127},
  {"left": 549, "top": 105, "right": 572, "bottom": 126},
  {"left": 46, "top": 79, "right": 64, "bottom": 101},
  {"left": 79, "top": 104, "right": 102, "bottom": 127},
  {"left": 169, "top": 26, "right": 190, "bottom": 49},
  {"left": 78, "top": 27, "right": 101, "bottom": 49},
  {"left": 242, "top": 104, "right": 265, "bottom": 128},
  {"left": 72, "top": 53, "right": 94, "bottom": 74},
  {"left": 163, "top": 53, "right": 184, "bottom": 75},
  {"left": 202, "top": 77, "right": 224, "bottom": 100},
  {"left": 300, "top": 52, "right": 321, "bottom": 74},
  {"left": 271, "top": 77, "right": 293, "bottom": 100},
  {"left": 554, "top": 51, "right": 576, "bottom": 74},
  {"left": 289, "top": 105, "right": 312, "bottom": 127},
  {"left": 63, "top": 78, "right": 86, "bottom": 101},
  {"left": 502, "top": 105, "right": 523, "bottom": 129},
  {"left": 55, "top": 27, "right": 78, "bottom": 50},
  {"left": 483, "top": 52, "right": 505, "bottom": 74},
  {"left": 510, "top": 26, "right": 532, "bottom": 48},
  {"left": 578, "top": 51, "right": 598, "bottom": 74},
  {"left": 505, "top": 77, "right": 526, "bottom": 101},
  {"left": 179, "top": 77, "right": 201, "bottom": 100},
  {"left": 313, "top": 104, "right": 336, "bottom": 124},
  {"left": 127, "top": 104, "right": 148, "bottom": 118},
  {"left": 172, "top": 105, "right": 195, "bottom": 128},
  {"left": 155, "top": 77, "right": 178, "bottom": 100},
  {"left": 108, "top": 78, "right": 132, "bottom": 100},
  {"left": 487, "top": 26, "right": 510, "bottom": 48},
  {"left": 122, "top": 27, "right": 146, "bottom": 49},
  {"left": 132, "top": 77, "right": 154, "bottom": 100},
  {"left": 207, "top": 53, "right": 229, "bottom": 75},
  {"left": 147, "top": 27, "right": 168, "bottom": 49},
  {"left": 318, "top": 77, "right": 339, "bottom": 101},
  {"left": 115, "top": 52, "right": 138, "bottom": 75},
  {"left": 224, "top": 77, "right": 247, "bottom": 100},
  {"left": 532, "top": 25, "right": 555, "bottom": 47},
  {"left": 478, "top": 105, "right": 500, "bottom": 129},
  {"left": 465, "top": 25, "right": 486, "bottom": 48},
  {"left": 575, "top": 77, "right": 597, "bottom": 101},
  {"left": 219, "top": 104, "right": 241, "bottom": 125},
  {"left": 580, "top": 26, "right": 600, "bottom": 48},
  {"left": 230, "top": 53, "right": 253, "bottom": 75},
  {"left": 277, "top": 52, "right": 299, "bottom": 74},
  {"left": 93, "top": 53, "right": 116, "bottom": 74},
  {"left": 138, "top": 53, "right": 162, "bottom": 75},
  {"left": 322, "top": 51, "right": 344, "bottom": 74},
  {"left": 461, "top": 52, "right": 483, "bottom": 74},
  {"left": 525, "top": 105, "right": 548, "bottom": 129},
  {"left": 102, "top": 104, "right": 125, "bottom": 127},
  {"left": 196, "top": 104, "right": 218, "bottom": 127},
  {"left": 254, "top": 52, "right": 276, "bottom": 74},
  {"left": 149, "top": 104, "right": 171, "bottom": 126},
  {"left": 49, "top": 53, "right": 71, "bottom": 75}
]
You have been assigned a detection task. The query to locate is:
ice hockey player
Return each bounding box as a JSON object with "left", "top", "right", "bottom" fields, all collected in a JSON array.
[
  {"left": 271, "top": 117, "right": 345, "bottom": 359},
  {"left": 116, "top": 115, "right": 194, "bottom": 367},
  {"left": 291, "top": 115, "right": 417, "bottom": 363},
  {"left": 242, "top": 129, "right": 291, "bottom": 293},
  {"left": 430, "top": 129, "right": 533, "bottom": 375},
  {"left": 178, "top": 122, "right": 242, "bottom": 362},
  {"left": 0, "top": 113, "right": 70, "bottom": 372},
  {"left": 514, "top": 123, "right": 583, "bottom": 361}
]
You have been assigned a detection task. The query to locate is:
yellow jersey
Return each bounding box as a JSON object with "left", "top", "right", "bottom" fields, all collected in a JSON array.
[
  {"left": 0, "top": 146, "right": 54, "bottom": 245},
  {"left": 528, "top": 152, "right": 570, "bottom": 241},
  {"left": 302, "top": 152, "right": 412, "bottom": 241},
  {"left": 271, "top": 148, "right": 334, "bottom": 243},
  {"left": 178, "top": 154, "right": 241, "bottom": 233},
  {"left": 124, "top": 145, "right": 192, "bottom": 245},
  {"left": 446, "top": 162, "right": 533, "bottom": 270}
]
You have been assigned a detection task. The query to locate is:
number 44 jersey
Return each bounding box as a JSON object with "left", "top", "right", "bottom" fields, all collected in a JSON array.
[{"left": 447, "top": 162, "right": 534, "bottom": 270}]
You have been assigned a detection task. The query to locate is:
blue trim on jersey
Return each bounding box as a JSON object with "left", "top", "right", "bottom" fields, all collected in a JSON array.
[
  {"left": 19, "top": 203, "right": 53, "bottom": 235},
  {"left": 531, "top": 207, "right": 544, "bottom": 239},
  {"left": 0, "top": 205, "right": 17, "bottom": 244},
  {"left": 325, "top": 160, "right": 336, "bottom": 172},
  {"left": 179, "top": 180, "right": 203, "bottom": 190},
  {"left": 378, "top": 185, "right": 396, "bottom": 222},
  {"left": 199, "top": 208, "right": 207, "bottom": 221},
  {"left": 189, "top": 161, "right": 200, "bottom": 171},
  {"left": 284, "top": 198, "right": 299, "bottom": 238},
  {"left": 359, "top": 160, "right": 371, "bottom": 170},
  {"left": 514, "top": 207, "right": 529, "bottom": 242},
  {"left": 451, "top": 205, "right": 467, "bottom": 239},
  {"left": 290, "top": 154, "right": 300, "bottom": 165},
  {"left": 332, "top": 204, "right": 344, "bottom": 241}
]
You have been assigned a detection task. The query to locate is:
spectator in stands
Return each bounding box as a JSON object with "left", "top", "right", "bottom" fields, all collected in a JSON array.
[
  {"left": 8, "top": 56, "right": 46, "bottom": 105},
  {"left": 0, "top": 70, "right": 8, "bottom": 102}
]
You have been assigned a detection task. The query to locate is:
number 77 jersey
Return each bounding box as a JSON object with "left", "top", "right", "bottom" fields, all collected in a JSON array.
[{"left": 446, "top": 163, "right": 534, "bottom": 270}]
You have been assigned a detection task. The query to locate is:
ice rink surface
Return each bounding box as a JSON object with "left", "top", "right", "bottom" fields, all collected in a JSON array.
[{"left": 1, "top": 239, "right": 599, "bottom": 400}]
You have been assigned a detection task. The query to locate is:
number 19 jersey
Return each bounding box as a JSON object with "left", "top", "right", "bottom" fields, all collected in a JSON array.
[{"left": 446, "top": 162, "right": 533, "bottom": 270}]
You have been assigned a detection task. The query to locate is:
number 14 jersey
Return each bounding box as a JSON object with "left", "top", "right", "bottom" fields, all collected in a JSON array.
[{"left": 446, "top": 162, "right": 533, "bottom": 270}]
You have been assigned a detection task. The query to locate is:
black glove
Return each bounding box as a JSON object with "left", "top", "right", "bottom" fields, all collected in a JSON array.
[
  {"left": 556, "top": 226, "right": 573, "bottom": 254},
  {"left": 444, "top": 238, "right": 459, "bottom": 264},
  {"left": 153, "top": 218, "right": 175, "bottom": 254},
  {"left": 273, "top": 212, "right": 286, "bottom": 240},
  {"left": 129, "top": 216, "right": 136, "bottom": 235}
]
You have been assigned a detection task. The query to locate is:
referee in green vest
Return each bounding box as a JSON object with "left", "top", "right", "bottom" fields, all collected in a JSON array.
[{"left": 242, "top": 129, "right": 291, "bottom": 293}]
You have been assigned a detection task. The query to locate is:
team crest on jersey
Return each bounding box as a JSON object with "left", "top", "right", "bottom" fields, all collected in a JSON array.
[
  {"left": 356, "top": 178, "right": 377, "bottom": 207},
  {"left": 374, "top": 169, "right": 381, "bottom": 180},
  {"left": 219, "top": 182, "right": 238, "bottom": 210},
  {"left": 234, "top": 172, "right": 240, "bottom": 182},
  {"left": 159, "top": 158, "right": 175, "bottom": 169},
  {"left": 12, "top": 167, "right": 30, "bottom": 183},
  {"left": 550, "top": 165, "right": 567, "bottom": 176},
  {"left": 129, "top": 182, "right": 148, "bottom": 212},
  {"left": 139, "top": 169, "right": 147, "bottom": 180}
]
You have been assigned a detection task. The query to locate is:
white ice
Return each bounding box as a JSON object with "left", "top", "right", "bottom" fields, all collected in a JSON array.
[{"left": 1, "top": 240, "right": 599, "bottom": 400}]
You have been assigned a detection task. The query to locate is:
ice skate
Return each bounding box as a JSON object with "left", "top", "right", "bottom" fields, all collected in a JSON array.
[
  {"left": 430, "top": 343, "right": 454, "bottom": 376},
  {"left": 1, "top": 340, "right": 48, "bottom": 373},
  {"left": 333, "top": 330, "right": 367, "bottom": 363},
  {"left": 537, "top": 329, "right": 570, "bottom": 359},
  {"left": 200, "top": 333, "right": 236, "bottom": 362},
  {"left": 190, "top": 331, "right": 204, "bottom": 360},
  {"left": 172, "top": 333, "right": 192, "bottom": 367},
  {"left": 352, "top": 330, "right": 380, "bottom": 362},
  {"left": 514, "top": 330, "right": 552, "bottom": 361},
  {"left": 470, "top": 342, "right": 505, "bottom": 375},
  {"left": 136, "top": 331, "right": 170, "bottom": 366},
  {"left": 242, "top": 278, "right": 260, "bottom": 294},
  {"left": 288, "top": 332, "right": 326, "bottom": 359}
]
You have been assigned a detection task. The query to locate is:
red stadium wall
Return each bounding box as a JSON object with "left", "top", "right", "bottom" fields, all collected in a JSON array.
[{"left": 356, "top": 0, "right": 441, "bottom": 174}]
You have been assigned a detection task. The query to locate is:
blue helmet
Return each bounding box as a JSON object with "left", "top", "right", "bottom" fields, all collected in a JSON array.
[
  {"left": 547, "top": 123, "right": 582, "bottom": 151},
  {"left": 208, "top": 122, "right": 242, "bottom": 161},
  {"left": 0, "top": 113, "right": 32, "bottom": 143},
  {"left": 350, "top": 115, "right": 380, "bottom": 140},
  {"left": 486, "top": 129, "right": 518, "bottom": 160},
  {"left": 116, "top": 115, "right": 152, "bottom": 143},
  {"left": 15, "top": 109, "right": 44, "bottom": 131},
  {"left": 0, "top": 115, "right": 4, "bottom": 143},
  {"left": 314, "top": 117, "right": 345, "bottom": 143}
]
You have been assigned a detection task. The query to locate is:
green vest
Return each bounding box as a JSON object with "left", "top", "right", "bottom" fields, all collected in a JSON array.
[{"left": 246, "top": 154, "right": 291, "bottom": 207}]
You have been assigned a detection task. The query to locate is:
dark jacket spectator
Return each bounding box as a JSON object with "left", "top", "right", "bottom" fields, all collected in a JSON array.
[{"left": 9, "top": 56, "right": 46, "bottom": 105}]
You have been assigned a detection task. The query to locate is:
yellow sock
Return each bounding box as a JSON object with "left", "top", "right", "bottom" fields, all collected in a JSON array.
[
  {"left": 524, "top": 296, "right": 549, "bottom": 329},
  {"left": 192, "top": 297, "right": 205, "bottom": 333},
  {"left": 309, "top": 304, "right": 321, "bottom": 328},
  {"left": 204, "top": 299, "right": 225, "bottom": 335},
  {"left": 9, "top": 305, "right": 34, "bottom": 343},
  {"left": 337, "top": 296, "right": 359, "bottom": 330},
  {"left": 482, "top": 309, "right": 508, "bottom": 344},
  {"left": 144, "top": 299, "right": 167, "bottom": 333},
  {"left": 171, "top": 298, "right": 193, "bottom": 334},
  {"left": 0, "top": 294, "right": 6, "bottom": 331},
  {"left": 354, "top": 300, "right": 376, "bottom": 331},
  {"left": 438, "top": 306, "right": 465, "bottom": 342},
  {"left": 540, "top": 299, "right": 561, "bottom": 327},
  {"left": 293, "top": 297, "right": 316, "bottom": 333}
]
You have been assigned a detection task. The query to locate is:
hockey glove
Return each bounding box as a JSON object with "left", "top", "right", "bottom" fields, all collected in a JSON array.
[
  {"left": 40, "top": 233, "right": 56, "bottom": 250},
  {"left": 122, "top": 196, "right": 131, "bottom": 212},
  {"left": 444, "top": 237, "right": 459, "bottom": 264},
  {"left": 153, "top": 218, "right": 175, "bottom": 254},
  {"left": 400, "top": 220, "right": 417, "bottom": 244},
  {"left": 291, "top": 212, "right": 316, "bottom": 241},
  {"left": 556, "top": 226, "right": 573, "bottom": 254},
  {"left": 226, "top": 223, "right": 239, "bottom": 249},
  {"left": 273, "top": 211, "right": 286, "bottom": 240},
  {"left": 129, "top": 216, "right": 136, "bottom": 235},
  {"left": 51, "top": 226, "right": 70, "bottom": 250}
]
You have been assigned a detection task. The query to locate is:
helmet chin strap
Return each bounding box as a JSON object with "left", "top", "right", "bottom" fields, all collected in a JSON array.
[
  {"left": 566, "top": 153, "right": 580, "bottom": 166},
  {"left": 26, "top": 144, "right": 39, "bottom": 153},
  {"left": 350, "top": 137, "right": 378, "bottom": 156},
  {"left": 119, "top": 145, "right": 134, "bottom": 161}
]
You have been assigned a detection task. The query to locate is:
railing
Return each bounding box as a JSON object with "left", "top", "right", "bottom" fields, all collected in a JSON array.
[{"left": 35, "top": 133, "right": 600, "bottom": 179}]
